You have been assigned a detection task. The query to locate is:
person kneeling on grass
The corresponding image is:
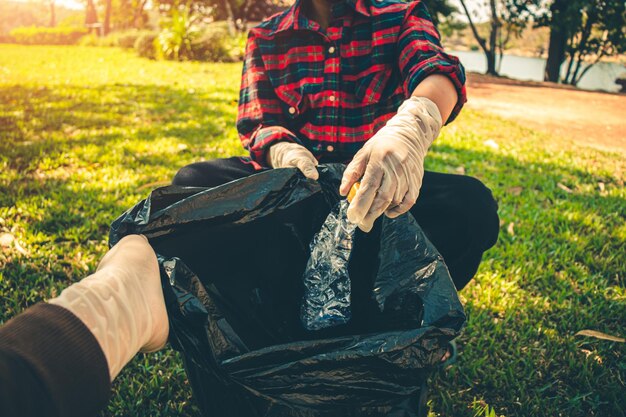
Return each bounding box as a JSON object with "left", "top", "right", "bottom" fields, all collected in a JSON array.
[
  {"left": 173, "top": 0, "right": 500, "bottom": 290},
  {"left": 0, "top": 1, "right": 499, "bottom": 415}
]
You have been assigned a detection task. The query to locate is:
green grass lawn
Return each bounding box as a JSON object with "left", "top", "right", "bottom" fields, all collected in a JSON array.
[{"left": 1, "top": 44, "right": 624, "bottom": 417}]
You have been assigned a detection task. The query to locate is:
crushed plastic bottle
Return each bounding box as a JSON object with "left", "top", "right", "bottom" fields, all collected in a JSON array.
[{"left": 300, "top": 198, "right": 357, "bottom": 331}]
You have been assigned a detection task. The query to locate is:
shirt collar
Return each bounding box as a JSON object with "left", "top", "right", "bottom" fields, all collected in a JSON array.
[
  {"left": 346, "top": 0, "right": 372, "bottom": 17},
  {"left": 273, "top": 0, "right": 371, "bottom": 34}
]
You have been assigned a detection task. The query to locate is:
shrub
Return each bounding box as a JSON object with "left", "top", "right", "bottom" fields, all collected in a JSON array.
[
  {"left": 9, "top": 26, "right": 88, "bottom": 45},
  {"left": 78, "top": 33, "right": 99, "bottom": 46},
  {"left": 134, "top": 31, "right": 158, "bottom": 59},
  {"left": 78, "top": 32, "right": 117, "bottom": 47},
  {"left": 117, "top": 30, "right": 149, "bottom": 48},
  {"left": 187, "top": 23, "right": 246, "bottom": 62},
  {"left": 157, "top": 6, "right": 201, "bottom": 61},
  {"left": 191, "top": 27, "right": 232, "bottom": 62},
  {"left": 228, "top": 31, "right": 247, "bottom": 61},
  {"left": 79, "top": 29, "right": 156, "bottom": 49},
  {"left": 94, "top": 32, "right": 119, "bottom": 47},
  {"left": 0, "top": 34, "right": 14, "bottom": 43},
  {"left": 203, "top": 21, "right": 233, "bottom": 34},
  {"left": 99, "top": 33, "right": 126, "bottom": 47}
]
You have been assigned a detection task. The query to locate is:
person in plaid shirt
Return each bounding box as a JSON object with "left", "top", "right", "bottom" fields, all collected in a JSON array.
[
  {"left": 0, "top": 4, "right": 500, "bottom": 412},
  {"left": 174, "top": 0, "right": 499, "bottom": 291}
]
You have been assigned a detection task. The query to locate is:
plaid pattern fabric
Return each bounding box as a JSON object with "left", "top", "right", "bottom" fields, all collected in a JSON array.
[{"left": 237, "top": 0, "right": 467, "bottom": 167}]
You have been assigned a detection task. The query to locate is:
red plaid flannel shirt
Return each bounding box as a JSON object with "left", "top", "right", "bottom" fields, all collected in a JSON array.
[{"left": 237, "top": 0, "right": 467, "bottom": 168}]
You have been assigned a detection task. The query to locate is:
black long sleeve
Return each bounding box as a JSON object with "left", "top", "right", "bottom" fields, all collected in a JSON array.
[{"left": 0, "top": 303, "right": 111, "bottom": 417}]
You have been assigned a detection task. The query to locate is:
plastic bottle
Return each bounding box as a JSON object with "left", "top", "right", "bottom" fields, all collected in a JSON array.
[{"left": 300, "top": 184, "right": 359, "bottom": 331}]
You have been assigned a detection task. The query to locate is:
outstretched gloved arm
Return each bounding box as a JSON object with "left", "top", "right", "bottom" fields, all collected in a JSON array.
[
  {"left": 49, "top": 235, "right": 168, "bottom": 381},
  {"left": 339, "top": 96, "right": 442, "bottom": 232},
  {"left": 340, "top": 74, "right": 457, "bottom": 232}
]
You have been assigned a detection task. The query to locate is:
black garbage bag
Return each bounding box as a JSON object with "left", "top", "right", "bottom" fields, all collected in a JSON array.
[{"left": 109, "top": 164, "right": 466, "bottom": 417}]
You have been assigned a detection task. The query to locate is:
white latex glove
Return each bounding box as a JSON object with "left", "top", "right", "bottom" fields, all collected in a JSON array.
[
  {"left": 268, "top": 141, "right": 319, "bottom": 180},
  {"left": 49, "top": 235, "right": 168, "bottom": 381},
  {"left": 339, "top": 96, "right": 442, "bottom": 232}
]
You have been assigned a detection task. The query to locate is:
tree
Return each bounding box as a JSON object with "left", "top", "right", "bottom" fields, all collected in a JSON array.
[
  {"left": 49, "top": 0, "right": 56, "bottom": 27},
  {"left": 108, "top": 0, "right": 149, "bottom": 30},
  {"left": 158, "top": 4, "right": 201, "bottom": 60},
  {"left": 0, "top": 1, "right": 82, "bottom": 36},
  {"left": 156, "top": 0, "right": 288, "bottom": 32},
  {"left": 510, "top": 0, "right": 626, "bottom": 85},
  {"left": 561, "top": 0, "right": 625, "bottom": 86},
  {"left": 85, "top": 0, "right": 99, "bottom": 26},
  {"left": 458, "top": 0, "right": 525, "bottom": 76},
  {"left": 222, "top": 0, "right": 239, "bottom": 34},
  {"left": 214, "top": 0, "right": 287, "bottom": 32},
  {"left": 103, "top": 0, "right": 112, "bottom": 34},
  {"left": 132, "top": 0, "right": 149, "bottom": 28},
  {"left": 508, "top": 0, "right": 578, "bottom": 82},
  {"left": 543, "top": 0, "right": 572, "bottom": 82}
]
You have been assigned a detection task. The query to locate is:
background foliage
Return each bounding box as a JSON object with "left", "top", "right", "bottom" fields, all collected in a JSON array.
[
  {"left": 9, "top": 25, "right": 88, "bottom": 45},
  {"left": 1, "top": 0, "right": 623, "bottom": 85}
]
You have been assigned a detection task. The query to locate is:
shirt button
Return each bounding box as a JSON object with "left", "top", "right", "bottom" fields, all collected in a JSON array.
[
  {"left": 328, "top": 46, "right": 336, "bottom": 54},
  {"left": 288, "top": 106, "right": 296, "bottom": 114},
  {"left": 327, "top": 145, "right": 334, "bottom": 152},
  {"left": 329, "top": 95, "right": 336, "bottom": 102}
]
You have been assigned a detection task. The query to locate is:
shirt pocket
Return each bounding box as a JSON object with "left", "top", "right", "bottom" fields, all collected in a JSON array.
[
  {"left": 274, "top": 85, "right": 305, "bottom": 119},
  {"left": 354, "top": 65, "right": 394, "bottom": 104}
]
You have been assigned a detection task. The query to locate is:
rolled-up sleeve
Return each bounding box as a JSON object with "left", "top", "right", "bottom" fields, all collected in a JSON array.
[
  {"left": 236, "top": 31, "right": 301, "bottom": 165},
  {"left": 397, "top": 2, "right": 467, "bottom": 123}
]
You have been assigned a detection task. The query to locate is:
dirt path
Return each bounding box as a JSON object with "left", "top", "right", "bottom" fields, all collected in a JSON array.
[{"left": 466, "top": 73, "right": 626, "bottom": 154}]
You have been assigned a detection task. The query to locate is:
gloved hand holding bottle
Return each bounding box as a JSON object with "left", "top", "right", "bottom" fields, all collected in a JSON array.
[{"left": 339, "top": 96, "right": 443, "bottom": 232}]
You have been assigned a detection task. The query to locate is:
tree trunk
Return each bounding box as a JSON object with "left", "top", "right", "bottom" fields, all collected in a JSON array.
[
  {"left": 574, "top": 56, "right": 600, "bottom": 86},
  {"left": 223, "top": 0, "right": 236, "bottom": 36},
  {"left": 497, "top": 23, "right": 513, "bottom": 74},
  {"left": 544, "top": 26, "right": 567, "bottom": 82},
  {"left": 488, "top": 23, "right": 498, "bottom": 72},
  {"left": 104, "top": 0, "right": 112, "bottom": 35},
  {"left": 486, "top": 50, "right": 498, "bottom": 75},
  {"left": 544, "top": 0, "right": 570, "bottom": 82},
  {"left": 239, "top": 0, "right": 253, "bottom": 32},
  {"left": 487, "top": 0, "right": 500, "bottom": 76},
  {"left": 119, "top": 0, "right": 129, "bottom": 29},
  {"left": 570, "top": 58, "right": 585, "bottom": 86},
  {"left": 564, "top": 13, "right": 593, "bottom": 85},
  {"left": 459, "top": 0, "right": 498, "bottom": 75},
  {"left": 85, "top": 0, "right": 99, "bottom": 32},
  {"left": 574, "top": 40, "right": 608, "bottom": 86},
  {"left": 133, "top": 0, "right": 148, "bottom": 29},
  {"left": 49, "top": 0, "right": 56, "bottom": 27},
  {"left": 563, "top": 43, "right": 576, "bottom": 84}
]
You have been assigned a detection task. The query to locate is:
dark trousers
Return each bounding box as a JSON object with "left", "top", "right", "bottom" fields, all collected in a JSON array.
[{"left": 173, "top": 157, "right": 499, "bottom": 290}]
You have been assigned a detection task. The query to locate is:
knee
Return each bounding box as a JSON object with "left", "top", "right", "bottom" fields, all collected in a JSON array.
[
  {"left": 172, "top": 164, "right": 202, "bottom": 187},
  {"left": 457, "top": 176, "right": 500, "bottom": 250}
]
